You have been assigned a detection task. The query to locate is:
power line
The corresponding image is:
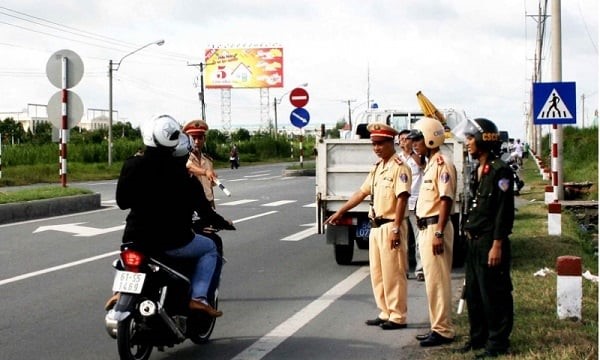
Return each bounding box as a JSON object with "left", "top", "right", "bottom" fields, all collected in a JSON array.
[{"left": 0, "top": 6, "right": 197, "bottom": 62}]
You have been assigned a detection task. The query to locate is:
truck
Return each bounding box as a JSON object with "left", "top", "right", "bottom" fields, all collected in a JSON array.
[{"left": 315, "top": 109, "right": 471, "bottom": 266}]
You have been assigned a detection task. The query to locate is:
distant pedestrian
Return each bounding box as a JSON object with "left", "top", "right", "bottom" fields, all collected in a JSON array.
[
  {"left": 325, "top": 123, "right": 412, "bottom": 330},
  {"left": 460, "top": 118, "right": 514, "bottom": 358},
  {"left": 230, "top": 145, "right": 239, "bottom": 169}
]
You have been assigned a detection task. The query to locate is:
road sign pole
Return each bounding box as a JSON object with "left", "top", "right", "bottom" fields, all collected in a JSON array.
[
  {"left": 551, "top": 0, "right": 564, "bottom": 200},
  {"left": 299, "top": 128, "right": 304, "bottom": 168},
  {"left": 60, "top": 56, "right": 68, "bottom": 187}
]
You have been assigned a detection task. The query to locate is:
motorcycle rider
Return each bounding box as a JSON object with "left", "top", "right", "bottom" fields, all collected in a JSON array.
[{"left": 112, "top": 114, "right": 222, "bottom": 317}]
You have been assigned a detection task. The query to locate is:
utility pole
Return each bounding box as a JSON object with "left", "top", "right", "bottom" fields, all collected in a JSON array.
[
  {"left": 341, "top": 99, "right": 357, "bottom": 128},
  {"left": 188, "top": 62, "right": 215, "bottom": 121}
]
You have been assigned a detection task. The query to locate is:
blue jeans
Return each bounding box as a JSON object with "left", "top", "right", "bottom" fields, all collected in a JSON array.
[{"left": 166, "top": 234, "right": 218, "bottom": 300}]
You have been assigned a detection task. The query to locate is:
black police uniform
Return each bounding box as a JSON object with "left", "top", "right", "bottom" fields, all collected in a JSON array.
[{"left": 463, "top": 157, "right": 515, "bottom": 353}]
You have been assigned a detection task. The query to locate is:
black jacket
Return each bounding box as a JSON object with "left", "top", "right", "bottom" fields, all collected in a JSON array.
[
  {"left": 116, "top": 147, "right": 226, "bottom": 252},
  {"left": 463, "top": 157, "right": 515, "bottom": 240}
]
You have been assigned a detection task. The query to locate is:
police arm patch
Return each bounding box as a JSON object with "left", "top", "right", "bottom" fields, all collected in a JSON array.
[
  {"left": 400, "top": 173, "right": 409, "bottom": 183},
  {"left": 498, "top": 178, "right": 510, "bottom": 192},
  {"left": 440, "top": 172, "right": 450, "bottom": 183}
]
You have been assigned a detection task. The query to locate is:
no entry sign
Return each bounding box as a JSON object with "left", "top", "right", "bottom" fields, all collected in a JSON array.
[{"left": 289, "top": 87, "right": 309, "bottom": 108}]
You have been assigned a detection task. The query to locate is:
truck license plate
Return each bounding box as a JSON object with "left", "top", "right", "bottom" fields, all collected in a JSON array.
[
  {"left": 112, "top": 270, "right": 146, "bottom": 294},
  {"left": 355, "top": 219, "right": 371, "bottom": 238}
]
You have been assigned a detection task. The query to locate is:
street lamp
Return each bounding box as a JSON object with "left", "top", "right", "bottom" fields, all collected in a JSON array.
[
  {"left": 273, "top": 82, "right": 308, "bottom": 136},
  {"left": 108, "top": 39, "right": 165, "bottom": 166}
]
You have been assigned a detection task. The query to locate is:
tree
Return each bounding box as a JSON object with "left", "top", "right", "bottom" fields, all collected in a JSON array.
[
  {"left": 231, "top": 128, "right": 251, "bottom": 142},
  {"left": 0, "top": 117, "right": 26, "bottom": 144}
]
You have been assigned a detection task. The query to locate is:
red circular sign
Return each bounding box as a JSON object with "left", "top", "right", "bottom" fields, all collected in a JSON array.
[{"left": 289, "top": 87, "right": 309, "bottom": 108}]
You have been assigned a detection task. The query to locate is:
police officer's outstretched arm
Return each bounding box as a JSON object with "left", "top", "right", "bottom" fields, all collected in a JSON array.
[{"left": 324, "top": 190, "right": 369, "bottom": 225}]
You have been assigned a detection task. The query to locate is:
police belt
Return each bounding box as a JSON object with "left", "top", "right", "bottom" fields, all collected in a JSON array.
[
  {"left": 464, "top": 230, "right": 483, "bottom": 241},
  {"left": 370, "top": 217, "right": 394, "bottom": 228},
  {"left": 416, "top": 215, "right": 439, "bottom": 230}
]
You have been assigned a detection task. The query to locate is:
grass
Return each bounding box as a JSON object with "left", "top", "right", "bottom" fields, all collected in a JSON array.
[
  {"left": 429, "top": 157, "right": 598, "bottom": 360},
  {"left": 0, "top": 185, "right": 92, "bottom": 204}
]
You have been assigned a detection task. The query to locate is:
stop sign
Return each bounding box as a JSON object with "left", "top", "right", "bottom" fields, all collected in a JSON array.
[{"left": 289, "top": 87, "right": 309, "bottom": 108}]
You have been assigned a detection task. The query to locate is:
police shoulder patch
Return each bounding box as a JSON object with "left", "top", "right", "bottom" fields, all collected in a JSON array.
[
  {"left": 399, "top": 172, "right": 409, "bottom": 183},
  {"left": 440, "top": 172, "right": 450, "bottom": 183},
  {"left": 498, "top": 178, "right": 510, "bottom": 192}
]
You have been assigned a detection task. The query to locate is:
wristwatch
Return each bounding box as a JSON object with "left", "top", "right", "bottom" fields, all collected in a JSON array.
[
  {"left": 434, "top": 231, "right": 444, "bottom": 238},
  {"left": 392, "top": 227, "right": 400, "bottom": 234}
]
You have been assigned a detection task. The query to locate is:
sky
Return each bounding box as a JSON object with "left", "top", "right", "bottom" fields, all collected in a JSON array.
[{"left": 0, "top": 0, "right": 598, "bottom": 141}]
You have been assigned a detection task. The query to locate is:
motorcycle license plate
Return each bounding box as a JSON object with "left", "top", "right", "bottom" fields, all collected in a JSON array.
[
  {"left": 112, "top": 270, "right": 146, "bottom": 294},
  {"left": 355, "top": 219, "right": 371, "bottom": 238}
]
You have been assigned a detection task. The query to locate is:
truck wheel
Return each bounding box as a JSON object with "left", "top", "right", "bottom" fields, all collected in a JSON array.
[{"left": 334, "top": 238, "right": 354, "bottom": 265}]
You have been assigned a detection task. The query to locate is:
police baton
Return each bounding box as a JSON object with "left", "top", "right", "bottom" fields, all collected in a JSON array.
[
  {"left": 213, "top": 178, "right": 231, "bottom": 197},
  {"left": 457, "top": 279, "right": 466, "bottom": 314}
]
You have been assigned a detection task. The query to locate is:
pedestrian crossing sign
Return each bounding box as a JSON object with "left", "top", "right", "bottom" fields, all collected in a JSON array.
[{"left": 532, "top": 81, "right": 576, "bottom": 125}]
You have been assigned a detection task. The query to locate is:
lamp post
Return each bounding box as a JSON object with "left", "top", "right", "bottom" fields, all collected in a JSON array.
[
  {"left": 273, "top": 82, "right": 308, "bottom": 136},
  {"left": 108, "top": 39, "right": 165, "bottom": 166}
]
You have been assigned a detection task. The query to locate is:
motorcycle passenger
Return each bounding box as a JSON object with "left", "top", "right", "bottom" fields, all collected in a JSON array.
[{"left": 115, "top": 114, "right": 222, "bottom": 318}]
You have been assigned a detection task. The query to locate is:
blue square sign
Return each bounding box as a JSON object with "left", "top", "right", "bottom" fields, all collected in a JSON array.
[{"left": 532, "top": 82, "right": 576, "bottom": 125}]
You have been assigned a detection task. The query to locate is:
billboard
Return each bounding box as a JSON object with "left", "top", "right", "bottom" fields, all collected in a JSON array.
[{"left": 204, "top": 47, "right": 283, "bottom": 89}]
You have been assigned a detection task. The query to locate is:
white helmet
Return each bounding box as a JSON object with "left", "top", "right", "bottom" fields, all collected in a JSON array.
[
  {"left": 413, "top": 116, "right": 445, "bottom": 149},
  {"left": 141, "top": 114, "right": 181, "bottom": 148},
  {"left": 172, "top": 133, "right": 193, "bottom": 157}
]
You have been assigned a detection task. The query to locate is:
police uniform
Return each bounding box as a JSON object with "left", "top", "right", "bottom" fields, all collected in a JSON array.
[
  {"left": 183, "top": 119, "right": 216, "bottom": 207},
  {"left": 463, "top": 157, "right": 514, "bottom": 353},
  {"left": 359, "top": 123, "right": 412, "bottom": 325},
  {"left": 416, "top": 151, "right": 456, "bottom": 339}
]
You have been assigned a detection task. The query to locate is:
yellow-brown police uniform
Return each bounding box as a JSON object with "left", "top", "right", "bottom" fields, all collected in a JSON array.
[
  {"left": 183, "top": 119, "right": 216, "bottom": 207},
  {"left": 416, "top": 151, "right": 457, "bottom": 339},
  {"left": 359, "top": 148, "right": 412, "bottom": 324}
]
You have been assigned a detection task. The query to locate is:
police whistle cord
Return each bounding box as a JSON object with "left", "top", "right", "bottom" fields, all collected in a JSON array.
[
  {"left": 457, "top": 279, "right": 466, "bottom": 314},
  {"left": 214, "top": 179, "right": 231, "bottom": 197}
]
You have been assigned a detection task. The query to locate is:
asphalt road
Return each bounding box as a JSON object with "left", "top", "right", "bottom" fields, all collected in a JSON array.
[{"left": 0, "top": 162, "right": 464, "bottom": 360}]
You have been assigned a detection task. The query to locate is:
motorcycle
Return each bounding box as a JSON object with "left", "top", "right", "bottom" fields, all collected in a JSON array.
[
  {"left": 501, "top": 152, "right": 525, "bottom": 195},
  {"left": 104, "top": 221, "right": 234, "bottom": 360}
]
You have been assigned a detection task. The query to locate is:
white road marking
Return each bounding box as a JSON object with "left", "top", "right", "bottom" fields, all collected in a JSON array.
[
  {"left": 302, "top": 202, "right": 316, "bottom": 207},
  {"left": 2, "top": 211, "right": 279, "bottom": 286},
  {"left": 33, "top": 222, "right": 125, "bottom": 237},
  {"left": 0, "top": 251, "right": 120, "bottom": 286},
  {"left": 231, "top": 267, "right": 371, "bottom": 360},
  {"left": 281, "top": 227, "right": 316, "bottom": 241},
  {"left": 233, "top": 211, "right": 278, "bottom": 223},
  {"left": 262, "top": 200, "right": 297, "bottom": 207},
  {"left": 245, "top": 174, "right": 270, "bottom": 178},
  {"left": 220, "top": 199, "right": 258, "bottom": 206}
]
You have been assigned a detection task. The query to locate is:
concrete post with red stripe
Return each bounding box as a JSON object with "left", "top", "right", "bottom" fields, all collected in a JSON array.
[
  {"left": 545, "top": 185, "right": 554, "bottom": 204},
  {"left": 556, "top": 255, "right": 582, "bottom": 320},
  {"left": 548, "top": 202, "right": 561, "bottom": 235}
]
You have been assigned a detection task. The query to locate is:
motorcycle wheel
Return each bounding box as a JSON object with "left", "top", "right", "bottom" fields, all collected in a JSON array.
[
  {"left": 117, "top": 315, "right": 153, "bottom": 360},
  {"left": 188, "top": 290, "right": 219, "bottom": 344}
]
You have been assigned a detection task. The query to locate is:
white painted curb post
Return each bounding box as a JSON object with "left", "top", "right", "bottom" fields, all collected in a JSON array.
[
  {"left": 556, "top": 255, "right": 582, "bottom": 320},
  {"left": 548, "top": 202, "right": 561, "bottom": 235},
  {"left": 542, "top": 167, "right": 551, "bottom": 181},
  {"left": 545, "top": 185, "right": 554, "bottom": 204}
]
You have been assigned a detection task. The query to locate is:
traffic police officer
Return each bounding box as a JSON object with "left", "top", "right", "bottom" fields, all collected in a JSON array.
[
  {"left": 325, "top": 123, "right": 412, "bottom": 330},
  {"left": 461, "top": 118, "right": 514, "bottom": 358},
  {"left": 183, "top": 119, "right": 218, "bottom": 208},
  {"left": 411, "top": 117, "right": 457, "bottom": 347}
]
